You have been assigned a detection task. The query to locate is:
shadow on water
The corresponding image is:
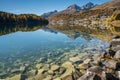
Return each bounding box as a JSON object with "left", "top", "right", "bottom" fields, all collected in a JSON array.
[
  {"left": 0, "top": 24, "right": 47, "bottom": 36},
  {"left": 0, "top": 23, "right": 117, "bottom": 42},
  {"left": 48, "top": 24, "right": 113, "bottom": 42}
]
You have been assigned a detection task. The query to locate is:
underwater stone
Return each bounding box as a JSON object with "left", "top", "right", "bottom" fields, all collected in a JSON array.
[
  {"left": 43, "top": 75, "right": 52, "bottom": 80},
  {"left": 53, "top": 77, "right": 61, "bottom": 80},
  {"left": 59, "top": 67, "right": 66, "bottom": 75},
  {"left": 90, "top": 60, "right": 102, "bottom": 67},
  {"left": 69, "top": 57, "right": 83, "bottom": 64},
  {"left": 34, "top": 74, "right": 45, "bottom": 80},
  {"left": 35, "top": 64, "right": 43, "bottom": 69},
  {"left": 83, "top": 59, "right": 92, "bottom": 64},
  {"left": 50, "top": 65, "right": 60, "bottom": 72},
  {"left": 48, "top": 70, "right": 54, "bottom": 75},
  {"left": 60, "top": 61, "right": 75, "bottom": 78},
  {"left": 25, "top": 77, "right": 35, "bottom": 80},
  {"left": 42, "top": 64, "right": 50, "bottom": 70},
  {"left": 20, "top": 66, "right": 26, "bottom": 73},
  {"left": 27, "top": 69, "right": 38, "bottom": 77},
  {"left": 37, "top": 69, "right": 47, "bottom": 74},
  {"left": 0, "top": 72, "right": 7, "bottom": 78},
  {"left": 79, "top": 63, "right": 90, "bottom": 70},
  {"left": 6, "top": 74, "right": 27, "bottom": 80},
  {"left": 11, "top": 69, "right": 21, "bottom": 74}
]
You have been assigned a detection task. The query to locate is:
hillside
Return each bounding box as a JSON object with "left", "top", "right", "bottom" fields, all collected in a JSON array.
[
  {"left": 92, "top": 0, "right": 120, "bottom": 10},
  {"left": 49, "top": 0, "right": 120, "bottom": 24},
  {"left": 48, "top": 8, "right": 117, "bottom": 24},
  {"left": 0, "top": 11, "right": 49, "bottom": 25}
]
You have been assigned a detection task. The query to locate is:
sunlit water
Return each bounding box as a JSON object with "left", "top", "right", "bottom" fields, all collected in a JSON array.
[{"left": 0, "top": 25, "right": 110, "bottom": 78}]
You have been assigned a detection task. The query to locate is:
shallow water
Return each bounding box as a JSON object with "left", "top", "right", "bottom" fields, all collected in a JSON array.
[{"left": 0, "top": 25, "right": 110, "bottom": 78}]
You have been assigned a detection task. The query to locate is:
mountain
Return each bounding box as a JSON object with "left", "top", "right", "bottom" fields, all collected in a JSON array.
[
  {"left": 60, "top": 2, "right": 97, "bottom": 14},
  {"left": 92, "top": 0, "right": 120, "bottom": 10},
  {"left": 41, "top": 2, "right": 96, "bottom": 18},
  {"left": 81, "top": 2, "right": 97, "bottom": 10},
  {"left": 41, "top": 10, "right": 58, "bottom": 18},
  {"left": 59, "top": 4, "right": 81, "bottom": 14}
]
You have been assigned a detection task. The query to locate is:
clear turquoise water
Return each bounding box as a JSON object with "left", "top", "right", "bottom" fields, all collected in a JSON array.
[{"left": 0, "top": 25, "right": 109, "bottom": 78}]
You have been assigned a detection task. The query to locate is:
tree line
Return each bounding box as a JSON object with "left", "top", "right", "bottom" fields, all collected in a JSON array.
[{"left": 0, "top": 11, "right": 49, "bottom": 25}]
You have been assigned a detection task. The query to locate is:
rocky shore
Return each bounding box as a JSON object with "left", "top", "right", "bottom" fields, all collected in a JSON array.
[
  {"left": 1, "top": 36, "right": 119, "bottom": 80},
  {"left": 78, "top": 35, "right": 120, "bottom": 80}
]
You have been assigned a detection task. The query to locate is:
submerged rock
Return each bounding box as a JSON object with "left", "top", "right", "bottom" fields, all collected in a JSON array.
[
  {"left": 43, "top": 75, "right": 52, "bottom": 80},
  {"left": 35, "top": 64, "right": 43, "bottom": 69},
  {"left": 83, "top": 59, "right": 92, "bottom": 64},
  {"left": 53, "top": 77, "right": 61, "bottom": 80},
  {"left": 50, "top": 65, "right": 60, "bottom": 72},
  {"left": 48, "top": 70, "right": 54, "bottom": 75},
  {"left": 27, "top": 69, "right": 38, "bottom": 77},
  {"left": 34, "top": 74, "right": 45, "bottom": 80},
  {"left": 34, "top": 69, "right": 47, "bottom": 80},
  {"left": 11, "top": 69, "right": 21, "bottom": 74},
  {"left": 59, "top": 67, "right": 66, "bottom": 75},
  {"left": 6, "top": 74, "right": 27, "bottom": 80},
  {"left": 90, "top": 60, "right": 102, "bottom": 66},
  {"left": 79, "top": 63, "right": 90, "bottom": 70},
  {"left": 20, "top": 66, "right": 26, "bottom": 73},
  {"left": 69, "top": 57, "right": 83, "bottom": 64},
  {"left": 37, "top": 69, "right": 47, "bottom": 74},
  {"left": 60, "top": 61, "right": 75, "bottom": 78},
  {"left": 42, "top": 64, "right": 50, "bottom": 70},
  {"left": 0, "top": 72, "right": 7, "bottom": 79},
  {"left": 60, "top": 61, "right": 81, "bottom": 80}
]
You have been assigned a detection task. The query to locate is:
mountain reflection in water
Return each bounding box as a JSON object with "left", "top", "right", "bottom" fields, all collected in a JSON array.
[{"left": 0, "top": 24, "right": 116, "bottom": 79}]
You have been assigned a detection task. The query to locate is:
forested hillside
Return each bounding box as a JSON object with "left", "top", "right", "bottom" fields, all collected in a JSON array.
[{"left": 0, "top": 11, "right": 48, "bottom": 25}]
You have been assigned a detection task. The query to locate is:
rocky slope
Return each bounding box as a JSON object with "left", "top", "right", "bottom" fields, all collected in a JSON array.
[
  {"left": 41, "top": 10, "right": 58, "bottom": 18},
  {"left": 92, "top": 0, "right": 120, "bottom": 10}
]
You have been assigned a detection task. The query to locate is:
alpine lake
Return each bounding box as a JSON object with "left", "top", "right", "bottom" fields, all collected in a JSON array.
[{"left": 0, "top": 23, "right": 120, "bottom": 79}]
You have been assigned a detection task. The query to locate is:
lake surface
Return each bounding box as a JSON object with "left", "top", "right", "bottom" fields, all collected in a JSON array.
[{"left": 0, "top": 25, "right": 110, "bottom": 78}]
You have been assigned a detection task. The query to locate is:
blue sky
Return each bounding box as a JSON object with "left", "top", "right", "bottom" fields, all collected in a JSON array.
[{"left": 0, "top": 0, "right": 111, "bottom": 15}]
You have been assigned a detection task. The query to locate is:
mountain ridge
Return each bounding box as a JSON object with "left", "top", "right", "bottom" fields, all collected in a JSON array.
[{"left": 41, "top": 2, "right": 97, "bottom": 18}]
